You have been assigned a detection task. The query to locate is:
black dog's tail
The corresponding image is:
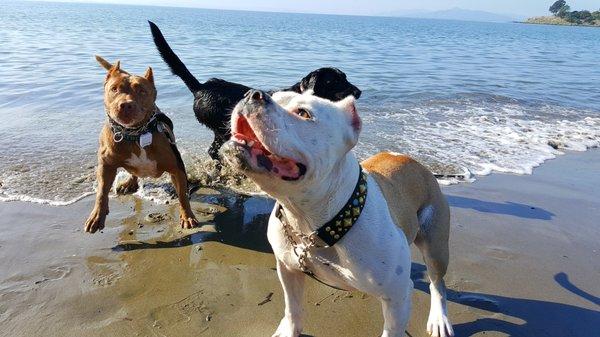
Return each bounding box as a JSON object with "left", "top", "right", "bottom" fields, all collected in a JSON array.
[{"left": 148, "top": 21, "right": 203, "bottom": 93}]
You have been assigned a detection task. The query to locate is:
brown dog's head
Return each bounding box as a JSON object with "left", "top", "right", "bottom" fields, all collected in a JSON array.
[{"left": 96, "top": 55, "right": 157, "bottom": 128}]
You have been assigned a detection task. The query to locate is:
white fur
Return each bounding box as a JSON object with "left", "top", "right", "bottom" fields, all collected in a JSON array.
[
  {"left": 227, "top": 92, "right": 414, "bottom": 337},
  {"left": 125, "top": 149, "right": 157, "bottom": 178}
]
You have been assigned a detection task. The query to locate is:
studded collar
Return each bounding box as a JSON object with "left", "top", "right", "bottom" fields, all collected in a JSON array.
[{"left": 276, "top": 165, "right": 368, "bottom": 248}]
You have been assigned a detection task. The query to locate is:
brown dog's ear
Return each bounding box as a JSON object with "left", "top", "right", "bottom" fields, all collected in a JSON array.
[
  {"left": 143, "top": 67, "right": 154, "bottom": 84},
  {"left": 95, "top": 55, "right": 113, "bottom": 71},
  {"left": 108, "top": 60, "right": 121, "bottom": 76},
  {"left": 112, "top": 60, "right": 121, "bottom": 72}
]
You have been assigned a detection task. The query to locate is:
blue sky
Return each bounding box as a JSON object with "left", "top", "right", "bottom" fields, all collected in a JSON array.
[{"left": 29, "top": 0, "right": 600, "bottom": 17}]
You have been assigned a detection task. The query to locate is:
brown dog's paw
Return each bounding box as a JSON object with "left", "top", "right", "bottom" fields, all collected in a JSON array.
[
  {"left": 116, "top": 177, "right": 139, "bottom": 195},
  {"left": 180, "top": 215, "right": 199, "bottom": 229},
  {"left": 84, "top": 209, "right": 107, "bottom": 233}
]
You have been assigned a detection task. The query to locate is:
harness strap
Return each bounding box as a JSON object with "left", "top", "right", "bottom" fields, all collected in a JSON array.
[
  {"left": 108, "top": 108, "right": 175, "bottom": 145},
  {"left": 107, "top": 109, "right": 185, "bottom": 171}
]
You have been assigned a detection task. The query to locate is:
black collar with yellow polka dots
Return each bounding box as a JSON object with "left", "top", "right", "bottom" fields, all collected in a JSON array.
[{"left": 277, "top": 165, "right": 368, "bottom": 247}]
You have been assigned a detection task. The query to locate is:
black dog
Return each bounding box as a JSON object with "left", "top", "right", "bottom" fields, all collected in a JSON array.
[{"left": 148, "top": 21, "right": 362, "bottom": 161}]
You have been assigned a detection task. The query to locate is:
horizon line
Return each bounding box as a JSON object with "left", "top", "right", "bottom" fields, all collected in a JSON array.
[{"left": 22, "top": 0, "right": 523, "bottom": 21}]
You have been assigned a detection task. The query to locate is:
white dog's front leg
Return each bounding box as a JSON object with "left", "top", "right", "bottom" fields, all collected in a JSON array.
[
  {"left": 272, "top": 258, "right": 305, "bottom": 337},
  {"left": 380, "top": 293, "right": 411, "bottom": 337}
]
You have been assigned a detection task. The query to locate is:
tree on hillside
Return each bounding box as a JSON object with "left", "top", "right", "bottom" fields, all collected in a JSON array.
[
  {"left": 544, "top": 1, "right": 598, "bottom": 25},
  {"left": 549, "top": 0, "right": 568, "bottom": 15},
  {"left": 565, "top": 11, "right": 582, "bottom": 23},
  {"left": 557, "top": 5, "right": 571, "bottom": 18},
  {"left": 578, "top": 10, "right": 594, "bottom": 23},
  {"left": 565, "top": 10, "right": 595, "bottom": 24}
]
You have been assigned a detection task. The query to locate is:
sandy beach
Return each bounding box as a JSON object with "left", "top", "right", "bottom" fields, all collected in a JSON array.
[{"left": 1, "top": 150, "right": 599, "bottom": 337}]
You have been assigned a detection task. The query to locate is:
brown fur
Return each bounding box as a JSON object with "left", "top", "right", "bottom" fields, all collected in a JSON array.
[
  {"left": 362, "top": 152, "right": 450, "bottom": 282},
  {"left": 84, "top": 56, "right": 198, "bottom": 233}
]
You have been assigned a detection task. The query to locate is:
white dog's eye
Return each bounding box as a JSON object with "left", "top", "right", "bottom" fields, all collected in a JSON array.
[{"left": 296, "top": 108, "right": 312, "bottom": 119}]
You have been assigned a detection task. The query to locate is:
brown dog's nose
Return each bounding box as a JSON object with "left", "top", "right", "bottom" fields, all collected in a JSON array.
[{"left": 120, "top": 101, "right": 135, "bottom": 113}]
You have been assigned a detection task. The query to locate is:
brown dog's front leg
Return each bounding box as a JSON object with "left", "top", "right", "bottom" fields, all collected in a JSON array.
[
  {"left": 170, "top": 169, "right": 199, "bottom": 229},
  {"left": 85, "top": 164, "right": 117, "bottom": 233}
]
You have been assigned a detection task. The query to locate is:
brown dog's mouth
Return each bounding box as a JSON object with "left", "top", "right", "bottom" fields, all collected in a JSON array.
[
  {"left": 231, "top": 115, "right": 307, "bottom": 181},
  {"left": 109, "top": 109, "right": 149, "bottom": 129}
]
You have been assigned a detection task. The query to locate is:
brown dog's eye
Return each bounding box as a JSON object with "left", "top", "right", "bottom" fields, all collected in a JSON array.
[
  {"left": 138, "top": 88, "right": 147, "bottom": 95},
  {"left": 296, "top": 108, "right": 312, "bottom": 119},
  {"left": 110, "top": 86, "right": 118, "bottom": 93}
]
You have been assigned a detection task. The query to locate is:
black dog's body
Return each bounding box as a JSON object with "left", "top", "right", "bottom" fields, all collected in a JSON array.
[
  {"left": 149, "top": 21, "right": 361, "bottom": 160},
  {"left": 192, "top": 78, "right": 252, "bottom": 158}
]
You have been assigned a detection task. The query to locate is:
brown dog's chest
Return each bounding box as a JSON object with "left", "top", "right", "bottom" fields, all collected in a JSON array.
[
  {"left": 122, "top": 147, "right": 162, "bottom": 178},
  {"left": 100, "top": 126, "right": 177, "bottom": 179}
]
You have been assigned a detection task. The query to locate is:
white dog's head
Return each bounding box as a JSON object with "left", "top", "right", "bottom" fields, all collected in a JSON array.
[{"left": 222, "top": 90, "right": 361, "bottom": 197}]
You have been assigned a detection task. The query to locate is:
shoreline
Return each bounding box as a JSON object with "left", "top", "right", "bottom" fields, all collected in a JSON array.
[
  {"left": 1, "top": 149, "right": 599, "bottom": 336},
  {"left": 521, "top": 21, "right": 600, "bottom": 27},
  {"left": 521, "top": 16, "right": 600, "bottom": 27},
  {"left": 4, "top": 143, "right": 599, "bottom": 206}
]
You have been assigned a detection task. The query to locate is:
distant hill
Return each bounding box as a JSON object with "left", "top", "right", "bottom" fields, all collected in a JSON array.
[{"left": 380, "top": 7, "right": 519, "bottom": 23}]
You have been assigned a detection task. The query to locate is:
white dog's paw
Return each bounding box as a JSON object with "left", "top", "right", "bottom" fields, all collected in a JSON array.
[
  {"left": 271, "top": 317, "right": 302, "bottom": 337},
  {"left": 380, "top": 330, "right": 405, "bottom": 337},
  {"left": 426, "top": 311, "right": 454, "bottom": 337}
]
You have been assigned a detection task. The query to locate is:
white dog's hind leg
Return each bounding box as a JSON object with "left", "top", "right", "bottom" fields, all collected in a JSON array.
[
  {"left": 272, "top": 259, "right": 305, "bottom": 337},
  {"left": 415, "top": 217, "right": 454, "bottom": 336},
  {"left": 379, "top": 287, "right": 412, "bottom": 337},
  {"left": 426, "top": 278, "right": 453, "bottom": 337}
]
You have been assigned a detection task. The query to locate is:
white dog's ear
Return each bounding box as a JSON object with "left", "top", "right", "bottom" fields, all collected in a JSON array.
[
  {"left": 337, "top": 95, "right": 361, "bottom": 131},
  {"left": 336, "top": 95, "right": 361, "bottom": 145},
  {"left": 302, "top": 88, "right": 314, "bottom": 96},
  {"left": 272, "top": 91, "right": 298, "bottom": 105}
]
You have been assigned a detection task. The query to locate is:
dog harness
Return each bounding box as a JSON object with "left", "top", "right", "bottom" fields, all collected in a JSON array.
[
  {"left": 275, "top": 165, "right": 368, "bottom": 289},
  {"left": 107, "top": 107, "right": 175, "bottom": 145},
  {"left": 107, "top": 107, "right": 185, "bottom": 171}
]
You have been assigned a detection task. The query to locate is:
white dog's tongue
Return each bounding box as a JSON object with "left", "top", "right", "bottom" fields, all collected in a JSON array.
[
  {"left": 233, "top": 115, "right": 306, "bottom": 181},
  {"left": 250, "top": 148, "right": 304, "bottom": 181}
]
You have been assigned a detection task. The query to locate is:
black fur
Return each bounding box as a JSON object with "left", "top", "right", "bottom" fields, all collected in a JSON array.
[
  {"left": 156, "top": 113, "right": 186, "bottom": 172},
  {"left": 149, "top": 21, "right": 361, "bottom": 161},
  {"left": 280, "top": 67, "right": 362, "bottom": 102}
]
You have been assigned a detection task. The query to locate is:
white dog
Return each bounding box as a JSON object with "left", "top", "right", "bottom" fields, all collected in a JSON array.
[{"left": 222, "top": 89, "right": 453, "bottom": 337}]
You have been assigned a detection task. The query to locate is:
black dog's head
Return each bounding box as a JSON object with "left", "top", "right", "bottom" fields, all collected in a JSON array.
[{"left": 294, "top": 67, "right": 362, "bottom": 101}]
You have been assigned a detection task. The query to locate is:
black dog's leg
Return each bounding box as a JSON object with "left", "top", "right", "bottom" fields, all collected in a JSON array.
[{"left": 208, "top": 133, "right": 228, "bottom": 162}]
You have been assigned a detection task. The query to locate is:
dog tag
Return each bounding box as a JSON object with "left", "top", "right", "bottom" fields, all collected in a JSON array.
[{"left": 139, "top": 132, "right": 153, "bottom": 148}]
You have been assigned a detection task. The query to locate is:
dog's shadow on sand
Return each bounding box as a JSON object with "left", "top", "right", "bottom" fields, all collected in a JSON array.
[
  {"left": 411, "top": 263, "right": 600, "bottom": 337},
  {"left": 445, "top": 195, "right": 555, "bottom": 220},
  {"left": 113, "top": 190, "right": 275, "bottom": 253}
]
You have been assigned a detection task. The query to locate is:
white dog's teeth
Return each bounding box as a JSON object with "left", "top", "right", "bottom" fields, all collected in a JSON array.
[
  {"left": 239, "top": 139, "right": 247, "bottom": 145},
  {"left": 248, "top": 141, "right": 255, "bottom": 147}
]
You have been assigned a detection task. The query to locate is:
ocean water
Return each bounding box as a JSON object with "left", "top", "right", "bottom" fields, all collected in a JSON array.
[{"left": 1, "top": 1, "right": 599, "bottom": 205}]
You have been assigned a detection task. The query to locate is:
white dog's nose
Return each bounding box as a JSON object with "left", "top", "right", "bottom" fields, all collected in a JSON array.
[{"left": 246, "top": 89, "right": 265, "bottom": 104}]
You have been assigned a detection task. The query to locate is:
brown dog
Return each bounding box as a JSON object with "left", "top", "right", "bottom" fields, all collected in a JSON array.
[{"left": 84, "top": 56, "right": 199, "bottom": 233}]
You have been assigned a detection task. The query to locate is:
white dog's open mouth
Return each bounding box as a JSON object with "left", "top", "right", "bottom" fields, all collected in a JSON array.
[{"left": 231, "top": 115, "right": 307, "bottom": 181}]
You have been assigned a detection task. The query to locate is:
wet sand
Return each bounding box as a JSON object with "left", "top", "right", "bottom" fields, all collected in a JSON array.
[{"left": 1, "top": 151, "right": 599, "bottom": 337}]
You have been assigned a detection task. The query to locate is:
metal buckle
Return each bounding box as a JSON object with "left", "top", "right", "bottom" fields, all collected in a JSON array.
[
  {"left": 113, "top": 132, "right": 124, "bottom": 143},
  {"left": 308, "top": 232, "right": 328, "bottom": 248}
]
